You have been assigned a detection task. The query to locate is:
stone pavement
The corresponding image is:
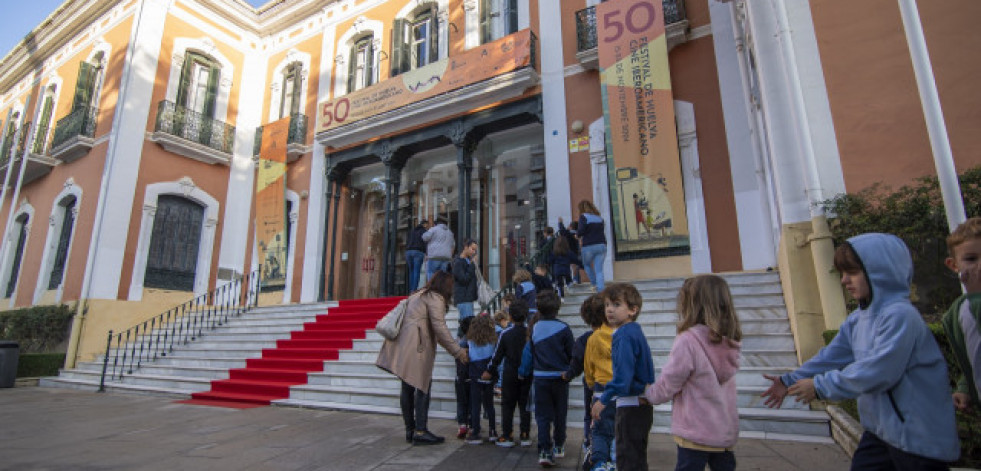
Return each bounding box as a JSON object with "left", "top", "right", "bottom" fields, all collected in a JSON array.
[{"left": 0, "top": 387, "right": 852, "bottom": 470}]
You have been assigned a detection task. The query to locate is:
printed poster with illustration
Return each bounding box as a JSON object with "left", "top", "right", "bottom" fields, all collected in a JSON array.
[
  {"left": 597, "top": 0, "right": 690, "bottom": 257},
  {"left": 256, "top": 118, "right": 289, "bottom": 288}
]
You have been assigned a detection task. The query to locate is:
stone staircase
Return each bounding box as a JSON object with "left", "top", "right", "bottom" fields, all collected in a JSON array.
[{"left": 41, "top": 271, "right": 833, "bottom": 443}]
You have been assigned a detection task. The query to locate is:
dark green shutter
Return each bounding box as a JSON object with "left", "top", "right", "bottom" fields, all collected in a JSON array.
[
  {"left": 428, "top": 8, "right": 439, "bottom": 63},
  {"left": 365, "top": 39, "right": 374, "bottom": 86},
  {"left": 35, "top": 97, "right": 54, "bottom": 152},
  {"left": 390, "top": 18, "right": 407, "bottom": 77},
  {"left": 347, "top": 42, "right": 358, "bottom": 92},
  {"left": 203, "top": 64, "right": 219, "bottom": 118},
  {"left": 480, "top": 0, "right": 491, "bottom": 44},
  {"left": 506, "top": 0, "right": 518, "bottom": 35},
  {"left": 289, "top": 63, "right": 302, "bottom": 115},
  {"left": 176, "top": 53, "right": 194, "bottom": 108},
  {"left": 72, "top": 62, "right": 95, "bottom": 111}
]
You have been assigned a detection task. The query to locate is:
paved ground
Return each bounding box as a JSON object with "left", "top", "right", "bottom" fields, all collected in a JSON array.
[{"left": 0, "top": 387, "right": 852, "bottom": 470}]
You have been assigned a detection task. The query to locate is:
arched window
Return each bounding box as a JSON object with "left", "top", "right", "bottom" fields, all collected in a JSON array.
[
  {"left": 6, "top": 214, "right": 29, "bottom": 298},
  {"left": 34, "top": 87, "right": 57, "bottom": 154},
  {"left": 72, "top": 52, "right": 104, "bottom": 114},
  {"left": 348, "top": 35, "right": 375, "bottom": 93},
  {"left": 480, "top": 0, "right": 518, "bottom": 44},
  {"left": 176, "top": 51, "right": 220, "bottom": 118},
  {"left": 280, "top": 61, "right": 303, "bottom": 119},
  {"left": 391, "top": 6, "right": 439, "bottom": 76},
  {"left": 144, "top": 195, "right": 204, "bottom": 291},
  {"left": 47, "top": 197, "right": 77, "bottom": 290}
]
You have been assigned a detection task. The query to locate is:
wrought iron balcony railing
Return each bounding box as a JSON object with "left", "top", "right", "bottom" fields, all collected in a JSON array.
[
  {"left": 154, "top": 100, "right": 235, "bottom": 154},
  {"left": 576, "top": 0, "right": 687, "bottom": 53},
  {"left": 252, "top": 112, "right": 308, "bottom": 157},
  {"left": 51, "top": 105, "right": 98, "bottom": 151}
]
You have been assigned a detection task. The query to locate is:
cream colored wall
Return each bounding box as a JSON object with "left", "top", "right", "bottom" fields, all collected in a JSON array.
[
  {"left": 613, "top": 255, "right": 692, "bottom": 281},
  {"left": 777, "top": 221, "right": 836, "bottom": 363}
]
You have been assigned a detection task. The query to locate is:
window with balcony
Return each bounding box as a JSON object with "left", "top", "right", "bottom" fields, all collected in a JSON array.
[
  {"left": 177, "top": 51, "right": 220, "bottom": 118},
  {"left": 348, "top": 36, "right": 375, "bottom": 93},
  {"left": 144, "top": 195, "right": 204, "bottom": 292},
  {"left": 33, "top": 89, "right": 56, "bottom": 155},
  {"left": 480, "top": 0, "right": 518, "bottom": 44},
  {"left": 391, "top": 7, "right": 439, "bottom": 76},
  {"left": 50, "top": 54, "right": 104, "bottom": 156},
  {"left": 280, "top": 61, "right": 303, "bottom": 119},
  {"left": 0, "top": 112, "right": 19, "bottom": 166}
]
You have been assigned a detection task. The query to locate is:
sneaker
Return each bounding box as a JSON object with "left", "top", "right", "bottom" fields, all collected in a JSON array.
[
  {"left": 465, "top": 431, "right": 483, "bottom": 445},
  {"left": 592, "top": 462, "right": 616, "bottom": 471},
  {"left": 495, "top": 435, "right": 516, "bottom": 448},
  {"left": 457, "top": 425, "right": 469, "bottom": 439},
  {"left": 553, "top": 444, "right": 566, "bottom": 458},
  {"left": 488, "top": 429, "right": 499, "bottom": 442},
  {"left": 538, "top": 451, "right": 555, "bottom": 467},
  {"left": 520, "top": 432, "right": 532, "bottom": 447}
]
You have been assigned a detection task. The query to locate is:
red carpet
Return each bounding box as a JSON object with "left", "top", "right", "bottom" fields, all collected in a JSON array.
[{"left": 183, "top": 296, "right": 404, "bottom": 407}]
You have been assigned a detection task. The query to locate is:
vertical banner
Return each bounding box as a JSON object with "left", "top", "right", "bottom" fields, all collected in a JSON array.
[
  {"left": 597, "top": 0, "right": 690, "bottom": 257},
  {"left": 256, "top": 118, "right": 289, "bottom": 289}
]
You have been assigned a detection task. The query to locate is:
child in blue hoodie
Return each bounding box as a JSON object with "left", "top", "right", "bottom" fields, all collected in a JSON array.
[{"left": 763, "top": 233, "right": 959, "bottom": 468}]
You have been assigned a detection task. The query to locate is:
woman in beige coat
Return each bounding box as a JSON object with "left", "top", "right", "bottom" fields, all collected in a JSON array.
[{"left": 376, "top": 270, "right": 468, "bottom": 445}]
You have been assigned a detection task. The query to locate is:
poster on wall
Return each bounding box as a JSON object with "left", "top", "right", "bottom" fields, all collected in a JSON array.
[
  {"left": 597, "top": 0, "right": 690, "bottom": 258},
  {"left": 256, "top": 118, "right": 289, "bottom": 288}
]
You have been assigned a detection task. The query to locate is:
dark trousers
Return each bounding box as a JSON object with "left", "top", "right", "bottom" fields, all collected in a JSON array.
[
  {"left": 400, "top": 381, "right": 431, "bottom": 432},
  {"left": 534, "top": 378, "right": 569, "bottom": 452},
  {"left": 850, "top": 432, "right": 950, "bottom": 471},
  {"left": 500, "top": 371, "right": 532, "bottom": 438},
  {"left": 582, "top": 383, "right": 594, "bottom": 446},
  {"left": 455, "top": 377, "right": 471, "bottom": 426},
  {"left": 470, "top": 380, "right": 496, "bottom": 435},
  {"left": 675, "top": 446, "right": 736, "bottom": 471},
  {"left": 615, "top": 403, "right": 653, "bottom": 470},
  {"left": 554, "top": 273, "right": 571, "bottom": 297}
]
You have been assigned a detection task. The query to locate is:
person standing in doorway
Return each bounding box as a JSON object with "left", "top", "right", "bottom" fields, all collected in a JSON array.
[
  {"left": 406, "top": 219, "right": 429, "bottom": 292},
  {"left": 423, "top": 217, "right": 454, "bottom": 280},
  {"left": 453, "top": 238, "right": 480, "bottom": 336},
  {"left": 578, "top": 200, "right": 608, "bottom": 292}
]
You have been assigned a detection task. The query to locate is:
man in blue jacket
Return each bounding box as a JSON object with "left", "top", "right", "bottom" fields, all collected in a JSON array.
[{"left": 763, "top": 233, "right": 959, "bottom": 468}]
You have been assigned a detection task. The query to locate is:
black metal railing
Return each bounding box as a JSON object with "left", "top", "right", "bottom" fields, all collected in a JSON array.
[
  {"left": 51, "top": 105, "right": 98, "bottom": 151},
  {"left": 576, "top": 0, "right": 687, "bottom": 53},
  {"left": 478, "top": 243, "right": 554, "bottom": 314},
  {"left": 32, "top": 123, "right": 49, "bottom": 155},
  {"left": 99, "top": 268, "right": 262, "bottom": 390},
  {"left": 154, "top": 100, "right": 236, "bottom": 154},
  {"left": 253, "top": 113, "right": 309, "bottom": 157}
]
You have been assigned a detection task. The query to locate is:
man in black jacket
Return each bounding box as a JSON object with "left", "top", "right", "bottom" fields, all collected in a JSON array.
[
  {"left": 405, "top": 219, "right": 429, "bottom": 291},
  {"left": 452, "top": 238, "right": 479, "bottom": 336}
]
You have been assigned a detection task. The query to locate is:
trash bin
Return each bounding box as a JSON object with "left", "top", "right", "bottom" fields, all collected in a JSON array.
[{"left": 0, "top": 341, "right": 19, "bottom": 388}]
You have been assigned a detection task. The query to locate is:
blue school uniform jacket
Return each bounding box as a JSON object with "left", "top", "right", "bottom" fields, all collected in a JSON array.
[
  {"left": 598, "top": 321, "right": 655, "bottom": 405},
  {"left": 781, "top": 233, "right": 959, "bottom": 462}
]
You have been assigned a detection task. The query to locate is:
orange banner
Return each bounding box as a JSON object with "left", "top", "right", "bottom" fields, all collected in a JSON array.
[
  {"left": 256, "top": 118, "right": 289, "bottom": 287},
  {"left": 316, "top": 29, "right": 535, "bottom": 133},
  {"left": 597, "top": 0, "right": 689, "bottom": 256}
]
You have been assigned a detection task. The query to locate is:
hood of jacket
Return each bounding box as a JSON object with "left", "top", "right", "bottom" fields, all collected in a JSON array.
[
  {"left": 847, "top": 233, "right": 913, "bottom": 313},
  {"left": 688, "top": 325, "right": 740, "bottom": 384}
]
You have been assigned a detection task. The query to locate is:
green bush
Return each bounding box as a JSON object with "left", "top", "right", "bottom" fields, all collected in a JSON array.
[
  {"left": 0, "top": 305, "right": 74, "bottom": 353},
  {"left": 820, "top": 166, "right": 981, "bottom": 320},
  {"left": 16, "top": 352, "right": 65, "bottom": 377}
]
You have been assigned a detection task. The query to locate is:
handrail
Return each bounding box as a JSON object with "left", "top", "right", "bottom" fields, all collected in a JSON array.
[{"left": 99, "top": 267, "right": 262, "bottom": 391}]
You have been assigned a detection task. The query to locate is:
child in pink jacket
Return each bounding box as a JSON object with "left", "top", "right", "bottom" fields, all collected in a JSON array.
[{"left": 644, "top": 275, "right": 742, "bottom": 471}]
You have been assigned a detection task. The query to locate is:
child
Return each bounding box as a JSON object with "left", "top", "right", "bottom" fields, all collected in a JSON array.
[
  {"left": 514, "top": 269, "right": 537, "bottom": 310},
  {"left": 762, "top": 233, "right": 959, "bottom": 468},
  {"left": 644, "top": 275, "right": 742, "bottom": 471},
  {"left": 484, "top": 300, "right": 533, "bottom": 447},
  {"left": 523, "top": 291, "right": 574, "bottom": 467},
  {"left": 455, "top": 316, "right": 473, "bottom": 439},
  {"left": 581, "top": 294, "right": 616, "bottom": 471},
  {"left": 548, "top": 236, "right": 582, "bottom": 299},
  {"left": 533, "top": 264, "right": 555, "bottom": 294},
  {"left": 493, "top": 310, "right": 511, "bottom": 393},
  {"left": 465, "top": 314, "right": 498, "bottom": 444},
  {"left": 565, "top": 294, "right": 607, "bottom": 470},
  {"left": 943, "top": 217, "right": 981, "bottom": 411},
  {"left": 590, "top": 283, "right": 655, "bottom": 471}
]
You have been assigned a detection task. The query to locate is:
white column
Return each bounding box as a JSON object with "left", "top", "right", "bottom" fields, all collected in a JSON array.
[
  {"left": 588, "top": 119, "right": 614, "bottom": 282},
  {"left": 84, "top": 0, "right": 170, "bottom": 299},
  {"left": 217, "top": 41, "right": 266, "bottom": 282},
  {"left": 675, "top": 101, "right": 711, "bottom": 274},
  {"left": 538, "top": 0, "right": 572, "bottom": 224}
]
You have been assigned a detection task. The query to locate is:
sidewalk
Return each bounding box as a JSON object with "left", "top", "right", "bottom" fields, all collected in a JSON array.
[{"left": 0, "top": 387, "right": 852, "bottom": 470}]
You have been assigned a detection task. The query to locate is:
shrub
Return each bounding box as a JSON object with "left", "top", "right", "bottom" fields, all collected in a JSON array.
[
  {"left": 820, "top": 166, "right": 981, "bottom": 320},
  {"left": 16, "top": 353, "right": 66, "bottom": 377},
  {"left": 0, "top": 305, "right": 74, "bottom": 353}
]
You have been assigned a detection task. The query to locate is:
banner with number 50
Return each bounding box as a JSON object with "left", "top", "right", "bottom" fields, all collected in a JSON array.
[{"left": 597, "top": 0, "right": 690, "bottom": 257}]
